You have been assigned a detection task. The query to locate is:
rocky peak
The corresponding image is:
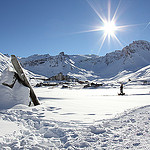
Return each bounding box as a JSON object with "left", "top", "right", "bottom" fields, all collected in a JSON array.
[
  {"left": 122, "top": 40, "right": 150, "bottom": 55},
  {"left": 59, "top": 52, "right": 65, "bottom": 56}
]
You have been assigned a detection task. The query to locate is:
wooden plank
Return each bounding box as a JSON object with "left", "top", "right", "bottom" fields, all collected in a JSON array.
[{"left": 11, "top": 55, "right": 40, "bottom": 106}]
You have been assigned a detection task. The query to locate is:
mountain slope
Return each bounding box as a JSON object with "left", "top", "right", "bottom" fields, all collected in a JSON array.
[
  {"left": 19, "top": 40, "right": 150, "bottom": 79},
  {"left": 0, "top": 53, "right": 12, "bottom": 73},
  {"left": 0, "top": 53, "right": 47, "bottom": 85}
]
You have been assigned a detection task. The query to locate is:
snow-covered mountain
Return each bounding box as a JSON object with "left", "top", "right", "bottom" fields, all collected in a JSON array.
[
  {"left": 0, "top": 53, "right": 47, "bottom": 85},
  {"left": 0, "top": 40, "right": 150, "bottom": 82},
  {"left": 19, "top": 40, "right": 150, "bottom": 80}
]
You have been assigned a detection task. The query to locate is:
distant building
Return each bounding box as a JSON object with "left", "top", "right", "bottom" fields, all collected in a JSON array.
[{"left": 48, "top": 72, "right": 78, "bottom": 82}]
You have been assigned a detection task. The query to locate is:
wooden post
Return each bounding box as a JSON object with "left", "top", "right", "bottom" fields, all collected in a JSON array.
[{"left": 11, "top": 55, "right": 40, "bottom": 106}]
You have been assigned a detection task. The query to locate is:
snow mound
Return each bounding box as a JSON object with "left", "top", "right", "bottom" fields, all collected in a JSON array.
[{"left": 0, "top": 69, "right": 30, "bottom": 110}]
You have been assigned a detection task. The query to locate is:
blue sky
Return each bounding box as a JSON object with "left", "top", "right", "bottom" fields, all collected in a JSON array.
[{"left": 0, "top": 0, "right": 150, "bottom": 57}]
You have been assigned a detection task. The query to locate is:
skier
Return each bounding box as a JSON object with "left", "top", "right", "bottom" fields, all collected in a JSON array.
[{"left": 119, "top": 83, "right": 124, "bottom": 95}]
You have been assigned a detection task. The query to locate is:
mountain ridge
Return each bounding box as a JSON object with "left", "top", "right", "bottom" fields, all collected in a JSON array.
[
  {"left": 19, "top": 40, "right": 150, "bottom": 79},
  {"left": 0, "top": 40, "right": 150, "bottom": 82}
]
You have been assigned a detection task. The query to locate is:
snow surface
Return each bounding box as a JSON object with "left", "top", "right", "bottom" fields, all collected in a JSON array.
[
  {"left": 34, "top": 87, "right": 150, "bottom": 123},
  {"left": 1, "top": 81, "right": 150, "bottom": 149}
]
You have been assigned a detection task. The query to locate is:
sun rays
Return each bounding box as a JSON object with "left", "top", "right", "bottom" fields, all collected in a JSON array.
[
  {"left": 76, "top": 0, "right": 144, "bottom": 55},
  {"left": 69, "top": 0, "right": 147, "bottom": 55},
  {"left": 86, "top": 0, "right": 126, "bottom": 53}
]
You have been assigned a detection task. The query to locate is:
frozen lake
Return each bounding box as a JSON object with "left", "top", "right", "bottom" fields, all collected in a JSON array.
[{"left": 34, "top": 86, "right": 150, "bottom": 124}]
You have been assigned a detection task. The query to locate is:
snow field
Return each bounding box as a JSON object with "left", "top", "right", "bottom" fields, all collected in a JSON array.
[
  {"left": 35, "top": 87, "right": 150, "bottom": 123},
  {"left": 0, "top": 86, "right": 150, "bottom": 149}
]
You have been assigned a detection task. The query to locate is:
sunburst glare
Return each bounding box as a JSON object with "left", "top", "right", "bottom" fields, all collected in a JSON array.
[
  {"left": 71, "top": 0, "right": 144, "bottom": 55},
  {"left": 101, "top": 21, "right": 117, "bottom": 36},
  {"left": 86, "top": 0, "right": 124, "bottom": 53}
]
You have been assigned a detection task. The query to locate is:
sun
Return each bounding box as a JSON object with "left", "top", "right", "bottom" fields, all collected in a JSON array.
[
  {"left": 83, "top": 0, "right": 128, "bottom": 53},
  {"left": 102, "top": 21, "right": 117, "bottom": 36},
  {"left": 76, "top": 0, "right": 134, "bottom": 55}
]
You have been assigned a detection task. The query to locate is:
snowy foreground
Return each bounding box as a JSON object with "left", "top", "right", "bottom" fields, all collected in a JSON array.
[{"left": 1, "top": 86, "right": 150, "bottom": 149}]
